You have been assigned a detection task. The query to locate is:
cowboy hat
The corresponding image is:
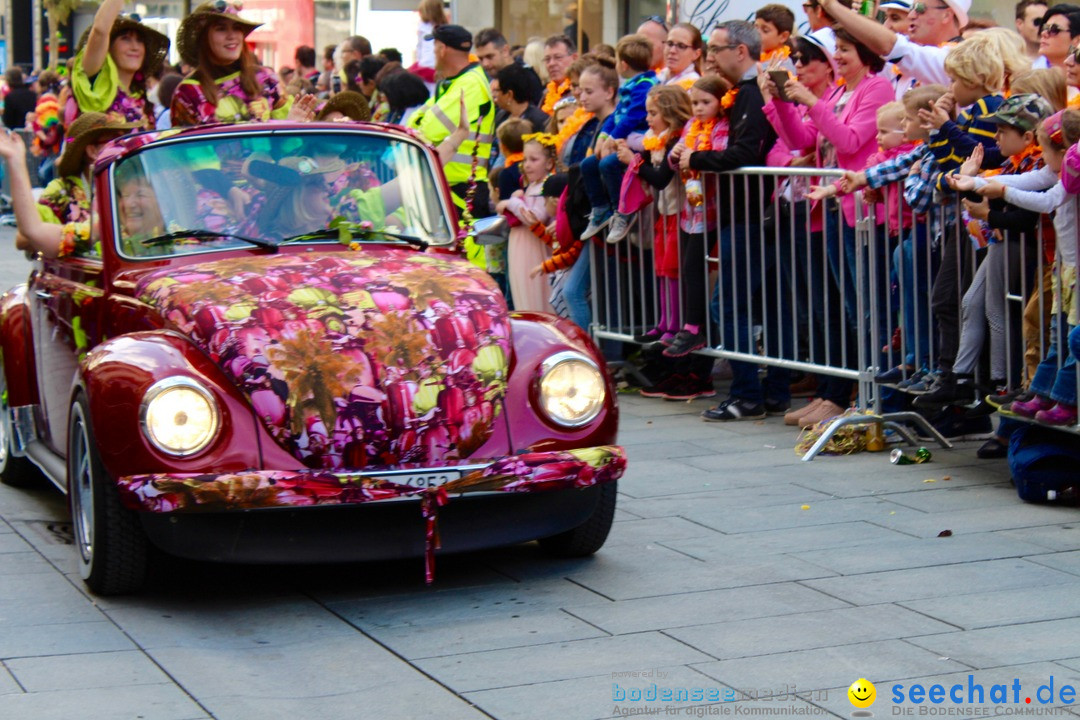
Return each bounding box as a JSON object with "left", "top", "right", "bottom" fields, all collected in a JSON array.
[
  {"left": 57, "top": 112, "right": 139, "bottom": 178},
  {"left": 177, "top": 0, "right": 262, "bottom": 67},
  {"left": 245, "top": 155, "right": 347, "bottom": 186},
  {"left": 76, "top": 13, "right": 170, "bottom": 79}
]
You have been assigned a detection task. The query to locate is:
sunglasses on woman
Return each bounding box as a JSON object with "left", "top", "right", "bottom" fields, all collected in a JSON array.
[{"left": 1041, "top": 23, "right": 1068, "bottom": 37}]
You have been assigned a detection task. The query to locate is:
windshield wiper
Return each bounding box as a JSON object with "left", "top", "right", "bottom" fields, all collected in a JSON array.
[
  {"left": 281, "top": 226, "right": 429, "bottom": 250},
  {"left": 141, "top": 229, "right": 279, "bottom": 251}
]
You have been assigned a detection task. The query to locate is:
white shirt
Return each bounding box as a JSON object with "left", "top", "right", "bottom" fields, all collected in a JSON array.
[{"left": 886, "top": 34, "right": 952, "bottom": 87}]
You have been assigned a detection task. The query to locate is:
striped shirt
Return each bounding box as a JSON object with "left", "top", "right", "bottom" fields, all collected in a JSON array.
[{"left": 928, "top": 93, "right": 1005, "bottom": 190}]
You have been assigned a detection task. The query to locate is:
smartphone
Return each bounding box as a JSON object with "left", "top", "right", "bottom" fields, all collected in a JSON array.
[{"left": 769, "top": 70, "right": 794, "bottom": 103}]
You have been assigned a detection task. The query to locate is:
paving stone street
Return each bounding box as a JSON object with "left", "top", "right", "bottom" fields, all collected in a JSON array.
[{"left": 1, "top": 228, "right": 1079, "bottom": 720}]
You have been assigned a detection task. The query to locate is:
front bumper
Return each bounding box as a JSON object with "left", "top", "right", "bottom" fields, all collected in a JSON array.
[
  {"left": 117, "top": 446, "right": 625, "bottom": 513},
  {"left": 118, "top": 446, "right": 626, "bottom": 582}
]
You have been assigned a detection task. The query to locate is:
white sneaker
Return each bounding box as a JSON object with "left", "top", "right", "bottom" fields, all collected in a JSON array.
[
  {"left": 580, "top": 210, "right": 613, "bottom": 240},
  {"left": 605, "top": 213, "right": 637, "bottom": 244}
]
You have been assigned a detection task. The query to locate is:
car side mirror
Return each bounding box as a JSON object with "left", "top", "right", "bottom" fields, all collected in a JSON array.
[{"left": 470, "top": 215, "right": 509, "bottom": 246}]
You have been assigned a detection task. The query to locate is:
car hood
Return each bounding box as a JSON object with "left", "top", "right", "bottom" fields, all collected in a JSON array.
[{"left": 136, "top": 250, "right": 512, "bottom": 470}]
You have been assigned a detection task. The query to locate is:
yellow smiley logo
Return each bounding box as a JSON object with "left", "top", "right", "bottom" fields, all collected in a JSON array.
[{"left": 848, "top": 678, "right": 876, "bottom": 708}]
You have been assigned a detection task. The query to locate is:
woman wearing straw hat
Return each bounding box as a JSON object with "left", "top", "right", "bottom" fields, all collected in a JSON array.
[
  {"left": 171, "top": 0, "right": 317, "bottom": 126},
  {"left": 69, "top": 0, "right": 170, "bottom": 129},
  {"left": 0, "top": 114, "right": 135, "bottom": 257}
]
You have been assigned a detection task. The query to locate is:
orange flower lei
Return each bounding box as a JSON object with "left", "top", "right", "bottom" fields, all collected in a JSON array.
[
  {"left": 542, "top": 78, "right": 572, "bottom": 115},
  {"left": 642, "top": 129, "right": 669, "bottom": 152},
  {"left": 720, "top": 87, "right": 738, "bottom": 112},
  {"left": 503, "top": 151, "right": 524, "bottom": 166},
  {"left": 760, "top": 45, "right": 791, "bottom": 63},
  {"left": 553, "top": 106, "right": 594, "bottom": 153},
  {"left": 686, "top": 118, "right": 717, "bottom": 152}
]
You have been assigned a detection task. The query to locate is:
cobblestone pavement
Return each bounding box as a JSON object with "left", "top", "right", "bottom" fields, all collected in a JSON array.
[{"left": 2, "top": 229, "right": 1079, "bottom": 720}]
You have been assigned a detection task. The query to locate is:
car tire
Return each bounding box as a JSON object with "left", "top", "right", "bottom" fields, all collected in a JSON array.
[
  {"left": 0, "top": 370, "right": 45, "bottom": 488},
  {"left": 68, "top": 392, "right": 148, "bottom": 595},
  {"left": 538, "top": 481, "right": 617, "bottom": 557}
]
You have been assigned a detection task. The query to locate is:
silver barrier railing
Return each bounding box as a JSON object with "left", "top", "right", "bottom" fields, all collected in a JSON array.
[{"left": 588, "top": 164, "right": 1080, "bottom": 458}]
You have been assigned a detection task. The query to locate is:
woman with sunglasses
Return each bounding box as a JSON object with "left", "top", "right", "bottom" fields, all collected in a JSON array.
[
  {"left": 1036, "top": 5, "right": 1080, "bottom": 71},
  {"left": 69, "top": 0, "right": 170, "bottom": 129},
  {"left": 658, "top": 22, "right": 703, "bottom": 90}
]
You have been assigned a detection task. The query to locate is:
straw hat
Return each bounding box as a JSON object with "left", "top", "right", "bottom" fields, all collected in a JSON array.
[
  {"left": 57, "top": 112, "right": 139, "bottom": 178},
  {"left": 315, "top": 91, "right": 371, "bottom": 122},
  {"left": 75, "top": 14, "right": 170, "bottom": 79},
  {"left": 177, "top": 0, "right": 262, "bottom": 67}
]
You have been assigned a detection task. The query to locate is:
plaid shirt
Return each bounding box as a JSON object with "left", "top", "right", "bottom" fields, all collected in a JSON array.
[{"left": 865, "top": 143, "right": 955, "bottom": 241}]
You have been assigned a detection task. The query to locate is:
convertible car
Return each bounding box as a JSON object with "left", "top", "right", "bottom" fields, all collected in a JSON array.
[{"left": 0, "top": 122, "right": 625, "bottom": 594}]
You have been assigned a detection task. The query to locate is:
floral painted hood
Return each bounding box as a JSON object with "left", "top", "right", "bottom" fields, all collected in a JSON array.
[{"left": 137, "top": 250, "right": 512, "bottom": 469}]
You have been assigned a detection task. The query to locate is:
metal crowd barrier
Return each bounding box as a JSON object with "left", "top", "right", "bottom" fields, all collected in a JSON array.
[{"left": 587, "top": 165, "right": 1080, "bottom": 460}]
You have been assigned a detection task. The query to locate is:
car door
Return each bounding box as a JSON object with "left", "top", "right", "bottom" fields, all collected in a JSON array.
[{"left": 30, "top": 225, "right": 105, "bottom": 455}]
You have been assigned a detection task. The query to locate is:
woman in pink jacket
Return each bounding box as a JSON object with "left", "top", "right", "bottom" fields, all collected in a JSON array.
[{"left": 762, "top": 27, "right": 894, "bottom": 421}]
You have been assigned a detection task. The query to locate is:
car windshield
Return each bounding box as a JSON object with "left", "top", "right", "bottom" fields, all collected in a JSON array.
[{"left": 110, "top": 130, "right": 455, "bottom": 260}]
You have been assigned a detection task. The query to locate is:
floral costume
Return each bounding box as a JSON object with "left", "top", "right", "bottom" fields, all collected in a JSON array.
[
  {"left": 69, "top": 52, "right": 156, "bottom": 130},
  {"left": 171, "top": 67, "right": 293, "bottom": 126},
  {"left": 36, "top": 176, "right": 94, "bottom": 257}
]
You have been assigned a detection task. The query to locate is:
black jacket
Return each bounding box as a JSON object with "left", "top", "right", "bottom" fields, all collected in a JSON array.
[
  {"left": 688, "top": 77, "right": 777, "bottom": 223},
  {"left": 2, "top": 86, "right": 37, "bottom": 130}
]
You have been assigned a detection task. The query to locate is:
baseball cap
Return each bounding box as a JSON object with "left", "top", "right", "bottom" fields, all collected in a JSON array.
[
  {"left": 878, "top": 0, "right": 912, "bottom": 10},
  {"left": 989, "top": 93, "right": 1054, "bottom": 133},
  {"left": 425, "top": 24, "right": 473, "bottom": 52}
]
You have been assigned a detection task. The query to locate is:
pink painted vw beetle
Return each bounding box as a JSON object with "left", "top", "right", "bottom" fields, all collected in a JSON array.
[{"left": 0, "top": 122, "right": 625, "bottom": 594}]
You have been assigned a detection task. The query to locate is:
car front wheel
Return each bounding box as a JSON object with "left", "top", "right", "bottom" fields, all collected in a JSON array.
[
  {"left": 68, "top": 392, "right": 148, "bottom": 595},
  {"left": 538, "top": 481, "right": 617, "bottom": 557}
]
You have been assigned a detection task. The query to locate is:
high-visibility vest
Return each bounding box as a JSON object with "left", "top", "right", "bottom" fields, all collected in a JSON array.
[{"left": 408, "top": 64, "right": 496, "bottom": 268}]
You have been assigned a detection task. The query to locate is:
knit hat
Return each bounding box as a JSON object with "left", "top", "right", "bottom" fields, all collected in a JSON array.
[
  {"left": 75, "top": 13, "right": 170, "bottom": 79},
  {"left": 989, "top": 93, "right": 1054, "bottom": 133},
  {"left": 57, "top": 112, "right": 139, "bottom": 178},
  {"left": 177, "top": 1, "right": 262, "bottom": 67}
]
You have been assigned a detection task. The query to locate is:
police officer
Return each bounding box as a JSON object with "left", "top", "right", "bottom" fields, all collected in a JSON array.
[{"left": 407, "top": 24, "right": 496, "bottom": 270}]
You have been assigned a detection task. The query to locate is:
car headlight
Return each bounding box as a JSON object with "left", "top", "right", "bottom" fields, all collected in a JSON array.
[
  {"left": 538, "top": 351, "right": 606, "bottom": 427},
  {"left": 140, "top": 377, "right": 220, "bottom": 456}
]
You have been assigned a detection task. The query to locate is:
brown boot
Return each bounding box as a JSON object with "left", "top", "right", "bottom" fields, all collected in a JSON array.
[
  {"left": 798, "top": 400, "right": 846, "bottom": 429},
  {"left": 784, "top": 398, "right": 822, "bottom": 426}
]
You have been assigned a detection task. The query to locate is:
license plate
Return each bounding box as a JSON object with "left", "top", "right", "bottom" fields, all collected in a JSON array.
[{"left": 383, "top": 470, "right": 463, "bottom": 489}]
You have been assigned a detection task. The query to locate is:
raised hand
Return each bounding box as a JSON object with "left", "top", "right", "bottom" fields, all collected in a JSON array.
[
  {"left": 287, "top": 93, "right": 319, "bottom": 122},
  {"left": 0, "top": 129, "right": 27, "bottom": 162},
  {"left": 958, "top": 143, "right": 984, "bottom": 176}
]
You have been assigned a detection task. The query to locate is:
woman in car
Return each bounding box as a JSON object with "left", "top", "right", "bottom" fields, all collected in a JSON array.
[
  {"left": 69, "top": 0, "right": 170, "bottom": 128},
  {"left": 171, "top": 0, "right": 316, "bottom": 126},
  {"left": 0, "top": 114, "right": 135, "bottom": 258}
]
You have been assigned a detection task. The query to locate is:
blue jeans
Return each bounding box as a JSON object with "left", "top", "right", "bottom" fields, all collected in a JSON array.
[
  {"left": 892, "top": 222, "right": 938, "bottom": 369},
  {"left": 580, "top": 153, "right": 626, "bottom": 216},
  {"left": 825, "top": 213, "right": 892, "bottom": 372},
  {"left": 562, "top": 243, "right": 592, "bottom": 332},
  {"left": 1031, "top": 318, "right": 1079, "bottom": 406},
  {"left": 709, "top": 222, "right": 790, "bottom": 404}
]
